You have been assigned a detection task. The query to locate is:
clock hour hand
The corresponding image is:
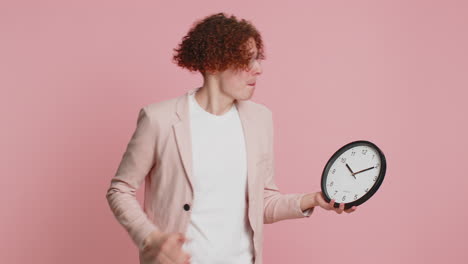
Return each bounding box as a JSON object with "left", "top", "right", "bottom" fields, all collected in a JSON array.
[
  {"left": 353, "top": 166, "right": 375, "bottom": 176},
  {"left": 346, "top": 163, "right": 356, "bottom": 179}
]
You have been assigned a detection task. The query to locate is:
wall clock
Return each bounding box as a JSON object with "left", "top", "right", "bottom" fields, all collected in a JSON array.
[{"left": 321, "top": 140, "right": 387, "bottom": 209}]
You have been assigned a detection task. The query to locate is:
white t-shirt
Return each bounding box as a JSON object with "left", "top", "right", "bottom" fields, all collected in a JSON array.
[
  {"left": 182, "top": 88, "right": 255, "bottom": 264},
  {"left": 182, "top": 88, "right": 312, "bottom": 263}
]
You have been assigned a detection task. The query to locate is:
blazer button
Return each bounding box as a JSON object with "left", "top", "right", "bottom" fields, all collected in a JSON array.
[{"left": 183, "top": 204, "right": 190, "bottom": 211}]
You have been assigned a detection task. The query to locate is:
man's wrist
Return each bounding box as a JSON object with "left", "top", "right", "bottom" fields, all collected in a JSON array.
[
  {"left": 300, "top": 192, "right": 318, "bottom": 211},
  {"left": 144, "top": 230, "right": 163, "bottom": 248}
]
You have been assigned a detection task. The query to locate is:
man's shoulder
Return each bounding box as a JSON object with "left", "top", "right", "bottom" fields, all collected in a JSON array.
[
  {"left": 136, "top": 94, "right": 184, "bottom": 126},
  {"left": 140, "top": 93, "right": 272, "bottom": 121},
  {"left": 143, "top": 94, "right": 182, "bottom": 114}
]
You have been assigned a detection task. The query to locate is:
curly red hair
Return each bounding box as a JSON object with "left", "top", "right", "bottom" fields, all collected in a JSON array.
[{"left": 172, "top": 12, "right": 266, "bottom": 76}]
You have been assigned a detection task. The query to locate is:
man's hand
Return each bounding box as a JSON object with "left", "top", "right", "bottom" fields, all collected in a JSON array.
[
  {"left": 141, "top": 230, "right": 192, "bottom": 264},
  {"left": 314, "top": 191, "right": 357, "bottom": 214},
  {"left": 301, "top": 192, "right": 357, "bottom": 214}
]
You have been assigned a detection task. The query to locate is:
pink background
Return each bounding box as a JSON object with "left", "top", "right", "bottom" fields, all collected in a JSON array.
[{"left": 2, "top": 0, "right": 467, "bottom": 263}]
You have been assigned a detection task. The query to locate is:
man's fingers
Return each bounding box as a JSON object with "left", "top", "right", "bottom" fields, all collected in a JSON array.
[
  {"left": 326, "top": 198, "right": 354, "bottom": 214},
  {"left": 172, "top": 234, "right": 191, "bottom": 263},
  {"left": 322, "top": 196, "right": 358, "bottom": 214},
  {"left": 164, "top": 244, "right": 190, "bottom": 264},
  {"left": 158, "top": 250, "right": 175, "bottom": 264},
  {"left": 345, "top": 206, "right": 357, "bottom": 213},
  {"left": 336, "top": 203, "right": 344, "bottom": 214},
  {"left": 177, "top": 233, "right": 186, "bottom": 243},
  {"left": 172, "top": 246, "right": 191, "bottom": 264},
  {"left": 178, "top": 234, "right": 192, "bottom": 245}
]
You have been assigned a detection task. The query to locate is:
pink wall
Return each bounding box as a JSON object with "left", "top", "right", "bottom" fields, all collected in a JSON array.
[{"left": 2, "top": 0, "right": 467, "bottom": 263}]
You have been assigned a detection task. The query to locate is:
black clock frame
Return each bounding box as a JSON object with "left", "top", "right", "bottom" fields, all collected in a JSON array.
[{"left": 320, "top": 140, "right": 387, "bottom": 210}]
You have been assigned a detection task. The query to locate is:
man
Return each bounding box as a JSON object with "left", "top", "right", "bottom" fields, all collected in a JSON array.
[{"left": 106, "top": 12, "right": 356, "bottom": 264}]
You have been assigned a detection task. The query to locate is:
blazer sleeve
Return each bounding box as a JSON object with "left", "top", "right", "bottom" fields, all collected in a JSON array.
[
  {"left": 105, "top": 107, "right": 159, "bottom": 251},
  {"left": 263, "top": 109, "right": 315, "bottom": 224}
]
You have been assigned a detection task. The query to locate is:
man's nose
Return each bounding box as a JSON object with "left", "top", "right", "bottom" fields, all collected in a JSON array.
[{"left": 253, "top": 61, "right": 263, "bottom": 75}]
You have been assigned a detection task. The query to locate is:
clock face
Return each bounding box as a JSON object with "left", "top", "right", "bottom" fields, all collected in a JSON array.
[{"left": 321, "top": 140, "right": 386, "bottom": 209}]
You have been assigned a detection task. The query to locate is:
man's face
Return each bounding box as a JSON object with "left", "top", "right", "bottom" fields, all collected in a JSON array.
[{"left": 218, "top": 37, "right": 263, "bottom": 101}]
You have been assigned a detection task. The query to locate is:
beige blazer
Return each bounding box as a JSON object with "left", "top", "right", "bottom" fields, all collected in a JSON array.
[{"left": 106, "top": 87, "right": 313, "bottom": 264}]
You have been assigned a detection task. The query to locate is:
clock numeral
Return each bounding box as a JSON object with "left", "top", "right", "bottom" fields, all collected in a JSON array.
[
  {"left": 362, "top": 149, "right": 367, "bottom": 155},
  {"left": 342, "top": 195, "right": 346, "bottom": 201},
  {"left": 375, "top": 164, "right": 380, "bottom": 169},
  {"left": 373, "top": 176, "right": 378, "bottom": 181},
  {"left": 351, "top": 151, "right": 356, "bottom": 156},
  {"left": 354, "top": 194, "right": 358, "bottom": 200},
  {"left": 372, "top": 154, "right": 375, "bottom": 160},
  {"left": 341, "top": 157, "right": 346, "bottom": 163},
  {"left": 334, "top": 190, "right": 338, "bottom": 195},
  {"left": 332, "top": 169, "right": 336, "bottom": 174},
  {"left": 365, "top": 188, "right": 369, "bottom": 192},
  {"left": 329, "top": 181, "right": 334, "bottom": 187}
]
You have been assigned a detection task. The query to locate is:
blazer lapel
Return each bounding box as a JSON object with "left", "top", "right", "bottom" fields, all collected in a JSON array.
[
  {"left": 236, "top": 96, "right": 259, "bottom": 233},
  {"left": 173, "top": 89, "right": 195, "bottom": 194},
  {"left": 173, "top": 88, "right": 258, "bottom": 212}
]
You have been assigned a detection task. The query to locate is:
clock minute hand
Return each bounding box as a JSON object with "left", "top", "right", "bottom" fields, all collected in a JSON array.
[{"left": 353, "top": 166, "right": 375, "bottom": 176}]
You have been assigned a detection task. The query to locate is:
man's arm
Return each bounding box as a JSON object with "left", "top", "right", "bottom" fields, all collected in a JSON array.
[
  {"left": 263, "top": 109, "right": 315, "bottom": 224},
  {"left": 105, "top": 107, "right": 159, "bottom": 251}
]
